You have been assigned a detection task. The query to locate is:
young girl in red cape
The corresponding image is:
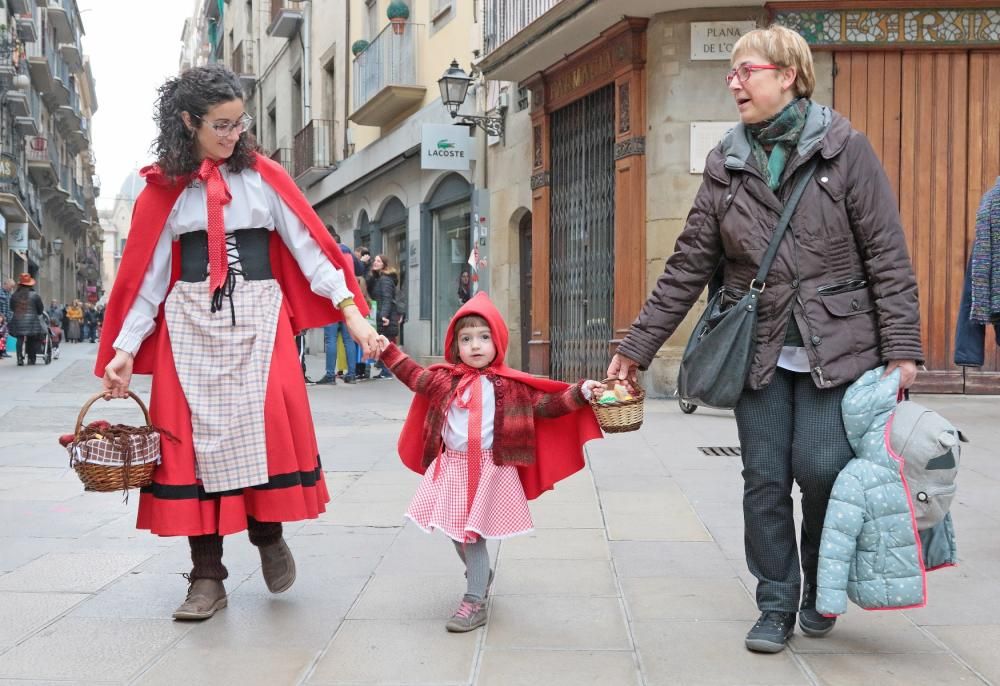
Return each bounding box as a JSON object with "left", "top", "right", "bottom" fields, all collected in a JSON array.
[
  {"left": 379, "top": 292, "right": 604, "bottom": 632},
  {"left": 97, "top": 65, "right": 380, "bottom": 621}
]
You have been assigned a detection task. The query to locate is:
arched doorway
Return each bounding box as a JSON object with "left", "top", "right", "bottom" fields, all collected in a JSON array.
[{"left": 518, "top": 211, "right": 532, "bottom": 372}]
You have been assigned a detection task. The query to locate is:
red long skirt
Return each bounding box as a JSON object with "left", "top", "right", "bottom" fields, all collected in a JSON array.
[{"left": 135, "top": 299, "right": 329, "bottom": 537}]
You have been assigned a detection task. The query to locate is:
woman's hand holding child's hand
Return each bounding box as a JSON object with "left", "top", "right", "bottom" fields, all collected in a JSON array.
[
  {"left": 343, "top": 304, "right": 382, "bottom": 359},
  {"left": 581, "top": 380, "right": 604, "bottom": 400}
]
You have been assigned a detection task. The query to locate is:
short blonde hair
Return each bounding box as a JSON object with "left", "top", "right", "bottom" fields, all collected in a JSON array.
[{"left": 731, "top": 25, "right": 815, "bottom": 98}]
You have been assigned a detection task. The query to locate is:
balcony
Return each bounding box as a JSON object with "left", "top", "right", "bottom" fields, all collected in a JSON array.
[
  {"left": 268, "top": 147, "right": 293, "bottom": 177},
  {"left": 482, "top": 0, "right": 561, "bottom": 57},
  {"left": 26, "top": 137, "right": 58, "bottom": 188},
  {"left": 8, "top": 0, "right": 31, "bottom": 13},
  {"left": 59, "top": 41, "right": 83, "bottom": 72},
  {"left": 5, "top": 90, "right": 31, "bottom": 118},
  {"left": 46, "top": 1, "right": 75, "bottom": 44},
  {"left": 292, "top": 120, "right": 335, "bottom": 187},
  {"left": 232, "top": 40, "right": 256, "bottom": 92},
  {"left": 15, "top": 14, "right": 38, "bottom": 43},
  {"left": 14, "top": 116, "right": 39, "bottom": 136},
  {"left": 350, "top": 23, "right": 426, "bottom": 128},
  {"left": 267, "top": 0, "right": 304, "bottom": 39},
  {"left": 49, "top": 57, "right": 72, "bottom": 107}
]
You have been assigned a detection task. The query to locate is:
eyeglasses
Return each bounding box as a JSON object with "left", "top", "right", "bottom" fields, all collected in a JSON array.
[
  {"left": 192, "top": 112, "right": 254, "bottom": 138},
  {"left": 725, "top": 63, "right": 780, "bottom": 86}
]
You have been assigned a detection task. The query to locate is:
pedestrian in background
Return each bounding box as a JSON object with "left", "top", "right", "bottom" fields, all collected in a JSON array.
[
  {"left": 64, "top": 300, "right": 83, "bottom": 343},
  {"left": 47, "top": 300, "right": 64, "bottom": 328},
  {"left": 0, "top": 313, "right": 8, "bottom": 360},
  {"left": 9, "top": 274, "right": 46, "bottom": 365},
  {"left": 98, "top": 63, "right": 377, "bottom": 622},
  {"left": 0, "top": 278, "right": 13, "bottom": 325},
  {"left": 83, "top": 303, "right": 98, "bottom": 343},
  {"left": 608, "top": 25, "right": 921, "bottom": 653},
  {"left": 370, "top": 253, "right": 400, "bottom": 379},
  {"left": 380, "top": 293, "right": 602, "bottom": 632},
  {"left": 315, "top": 228, "right": 362, "bottom": 385}
]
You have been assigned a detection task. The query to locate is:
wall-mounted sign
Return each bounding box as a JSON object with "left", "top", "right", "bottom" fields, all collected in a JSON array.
[
  {"left": 0, "top": 155, "right": 16, "bottom": 184},
  {"left": 421, "top": 124, "right": 471, "bottom": 171},
  {"left": 8, "top": 222, "right": 29, "bottom": 252},
  {"left": 690, "top": 122, "right": 737, "bottom": 174},
  {"left": 775, "top": 9, "right": 1000, "bottom": 47},
  {"left": 691, "top": 21, "right": 757, "bottom": 61}
]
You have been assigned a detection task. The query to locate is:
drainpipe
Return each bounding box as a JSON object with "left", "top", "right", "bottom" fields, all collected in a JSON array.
[
  {"left": 302, "top": 0, "right": 312, "bottom": 125},
  {"left": 343, "top": 0, "right": 351, "bottom": 160}
]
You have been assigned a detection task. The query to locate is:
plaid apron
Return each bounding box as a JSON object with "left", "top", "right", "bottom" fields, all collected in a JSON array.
[{"left": 164, "top": 276, "right": 281, "bottom": 492}]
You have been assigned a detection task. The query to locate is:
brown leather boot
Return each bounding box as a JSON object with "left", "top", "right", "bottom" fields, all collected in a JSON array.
[
  {"left": 172, "top": 578, "right": 227, "bottom": 620},
  {"left": 259, "top": 538, "right": 296, "bottom": 593}
]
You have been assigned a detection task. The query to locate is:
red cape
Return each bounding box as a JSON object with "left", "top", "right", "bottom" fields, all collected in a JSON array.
[
  {"left": 397, "top": 292, "right": 603, "bottom": 500},
  {"left": 95, "top": 153, "right": 368, "bottom": 377}
]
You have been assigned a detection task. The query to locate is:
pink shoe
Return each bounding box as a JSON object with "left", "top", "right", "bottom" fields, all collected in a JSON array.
[{"left": 445, "top": 598, "right": 487, "bottom": 633}]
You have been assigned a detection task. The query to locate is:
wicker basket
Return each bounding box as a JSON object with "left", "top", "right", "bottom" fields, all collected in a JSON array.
[
  {"left": 591, "top": 378, "right": 645, "bottom": 434},
  {"left": 67, "top": 392, "right": 160, "bottom": 493}
]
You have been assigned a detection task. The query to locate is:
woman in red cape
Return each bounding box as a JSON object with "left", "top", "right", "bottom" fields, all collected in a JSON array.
[
  {"left": 380, "top": 292, "right": 603, "bottom": 631},
  {"left": 97, "top": 65, "right": 379, "bottom": 621}
]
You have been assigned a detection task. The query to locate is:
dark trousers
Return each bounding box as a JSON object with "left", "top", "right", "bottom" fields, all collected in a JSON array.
[
  {"left": 15, "top": 335, "right": 37, "bottom": 363},
  {"left": 188, "top": 517, "right": 283, "bottom": 581},
  {"left": 734, "top": 367, "right": 853, "bottom": 613}
]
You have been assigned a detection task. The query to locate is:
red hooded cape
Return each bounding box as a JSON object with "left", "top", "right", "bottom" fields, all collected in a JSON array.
[
  {"left": 396, "top": 292, "right": 603, "bottom": 500},
  {"left": 95, "top": 153, "right": 367, "bottom": 377}
]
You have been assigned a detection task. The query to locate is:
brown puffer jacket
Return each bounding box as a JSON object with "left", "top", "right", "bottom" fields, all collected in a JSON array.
[{"left": 618, "top": 104, "right": 922, "bottom": 390}]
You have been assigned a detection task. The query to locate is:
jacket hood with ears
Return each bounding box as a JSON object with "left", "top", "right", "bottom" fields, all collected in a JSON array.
[{"left": 444, "top": 292, "right": 509, "bottom": 366}]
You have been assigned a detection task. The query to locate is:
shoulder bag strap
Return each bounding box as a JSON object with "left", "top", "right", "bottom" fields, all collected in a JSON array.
[{"left": 752, "top": 157, "right": 821, "bottom": 290}]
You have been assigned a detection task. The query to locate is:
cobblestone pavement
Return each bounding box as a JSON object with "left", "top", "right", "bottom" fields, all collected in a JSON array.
[{"left": 0, "top": 342, "right": 997, "bottom": 685}]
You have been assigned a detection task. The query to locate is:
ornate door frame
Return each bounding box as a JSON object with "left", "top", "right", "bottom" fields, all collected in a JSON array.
[{"left": 523, "top": 17, "right": 648, "bottom": 377}]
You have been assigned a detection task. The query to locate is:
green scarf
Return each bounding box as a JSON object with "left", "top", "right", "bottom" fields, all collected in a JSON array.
[{"left": 746, "top": 98, "right": 811, "bottom": 191}]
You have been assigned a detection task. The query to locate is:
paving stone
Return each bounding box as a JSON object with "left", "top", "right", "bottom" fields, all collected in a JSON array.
[
  {"left": 527, "top": 498, "right": 605, "bottom": 529},
  {"left": 494, "top": 558, "right": 618, "bottom": 597},
  {"left": 322, "top": 500, "right": 408, "bottom": 527},
  {"left": 801, "top": 653, "right": 979, "bottom": 685},
  {"left": 927, "top": 625, "right": 1000, "bottom": 684},
  {"left": 308, "top": 619, "right": 477, "bottom": 684},
  {"left": 600, "top": 490, "right": 712, "bottom": 541},
  {"left": 622, "top": 576, "right": 758, "bottom": 621},
  {"left": 904, "top": 571, "right": 1000, "bottom": 626},
  {"left": 610, "top": 540, "right": 737, "bottom": 579},
  {"left": 632, "top": 620, "right": 808, "bottom": 685},
  {"left": 136, "top": 644, "right": 316, "bottom": 685},
  {"left": 69, "top": 573, "right": 193, "bottom": 620},
  {"left": 0, "top": 617, "right": 188, "bottom": 682},
  {"left": 347, "top": 574, "right": 464, "bottom": 620},
  {"left": 789, "top": 609, "right": 944, "bottom": 654},
  {"left": 476, "top": 649, "right": 640, "bottom": 686},
  {"left": 0, "top": 592, "right": 88, "bottom": 649},
  {"left": 499, "top": 529, "right": 609, "bottom": 561},
  {"left": 0, "top": 551, "right": 152, "bottom": 593},
  {"left": 486, "top": 596, "right": 631, "bottom": 650}
]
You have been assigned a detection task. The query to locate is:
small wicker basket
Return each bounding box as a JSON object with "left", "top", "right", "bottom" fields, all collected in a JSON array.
[
  {"left": 67, "top": 392, "right": 160, "bottom": 493},
  {"left": 591, "top": 378, "right": 645, "bottom": 434}
]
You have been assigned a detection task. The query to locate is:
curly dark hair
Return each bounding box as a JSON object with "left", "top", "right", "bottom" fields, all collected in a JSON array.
[{"left": 151, "top": 63, "right": 258, "bottom": 178}]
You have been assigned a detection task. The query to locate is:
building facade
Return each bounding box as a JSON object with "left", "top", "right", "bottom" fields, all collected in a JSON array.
[
  {"left": 477, "top": 0, "right": 1000, "bottom": 395},
  {"left": 0, "top": 0, "right": 100, "bottom": 305}
]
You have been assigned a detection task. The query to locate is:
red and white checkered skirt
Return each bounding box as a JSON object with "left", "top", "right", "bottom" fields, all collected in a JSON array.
[{"left": 405, "top": 448, "right": 534, "bottom": 543}]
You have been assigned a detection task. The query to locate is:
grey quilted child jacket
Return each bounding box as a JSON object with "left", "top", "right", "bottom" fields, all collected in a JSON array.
[{"left": 816, "top": 367, "right": 957, "bottom": 616}]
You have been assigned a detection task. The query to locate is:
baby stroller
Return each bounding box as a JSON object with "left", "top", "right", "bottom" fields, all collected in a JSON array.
[{"left": 37, "top": 312, "right": 57, "bottom": 365}]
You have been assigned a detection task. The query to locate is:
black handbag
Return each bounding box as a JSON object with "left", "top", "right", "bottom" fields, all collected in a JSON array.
[{"left": 678, "top": 159, "right": 818, "bottom": 410}]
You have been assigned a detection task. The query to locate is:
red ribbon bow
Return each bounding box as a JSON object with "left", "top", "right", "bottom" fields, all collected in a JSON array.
[{"left": 195, "top": 158, "right": 233, "bottom": 294}]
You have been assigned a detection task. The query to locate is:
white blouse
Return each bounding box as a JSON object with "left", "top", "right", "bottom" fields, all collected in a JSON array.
[
  {"left": 113, "top": 167, "right": 352, "bottom": 355},
  {"left": 442, "top": 378, "right": 497, "bottom": 452}
]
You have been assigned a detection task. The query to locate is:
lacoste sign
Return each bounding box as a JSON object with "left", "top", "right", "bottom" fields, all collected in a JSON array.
[{"left": 422, "top": 124, "right": 472, "bottom": 170}]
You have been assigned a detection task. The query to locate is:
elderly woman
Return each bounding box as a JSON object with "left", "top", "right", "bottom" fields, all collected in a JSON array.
[{"left": 608, "top": 26, "right": 921, "bottom": 653}]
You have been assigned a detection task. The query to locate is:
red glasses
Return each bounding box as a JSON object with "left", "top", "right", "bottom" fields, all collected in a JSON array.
[{"left": 725, "top": 63, "right": 780, "bottom": 86}]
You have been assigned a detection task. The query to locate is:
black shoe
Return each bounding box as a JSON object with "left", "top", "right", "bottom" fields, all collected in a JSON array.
[
  {"left": 303, "top": 376, "right": 316, "bottom": 385},
  {"left": 16, "top": 358, "right": 24, "bottom": 366},
  {"left": 745, "top": 611, "right": 796, "bottom": 653},
  {"left": 342, "top": 375, "right": 357, "bottom": 384},
  {"left": 799, "top": 584, "right": 836, "bottom": 637},
  {"left": 315, "top": 374, "right": 337, "bottom": 385}
]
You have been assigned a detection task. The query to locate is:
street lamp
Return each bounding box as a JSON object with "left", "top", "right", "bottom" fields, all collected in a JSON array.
[{"left": 437, "top": 59, "right": 505, "bottom": 138}]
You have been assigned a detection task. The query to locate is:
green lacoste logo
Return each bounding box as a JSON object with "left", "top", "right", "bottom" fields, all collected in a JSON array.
[{"left": 437, "top": 139, "right": 456, "bottom": 150}]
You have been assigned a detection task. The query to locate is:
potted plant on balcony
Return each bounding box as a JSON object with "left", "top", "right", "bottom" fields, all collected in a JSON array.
[
  {"left": 387, "top": 0, "right": 409, "bottom": 35},
  {"left": 351, "top": 39, "right": 369, "bottom": 57}
]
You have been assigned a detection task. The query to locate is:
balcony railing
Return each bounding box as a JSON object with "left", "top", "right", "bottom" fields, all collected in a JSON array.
[
  {"left": 292, "top": 119, "right": 335, "bottom": 186},
  {"left": 351, "top": 22, "right": 425, "bottom": 127},
  {"left": 268, "top": 147, "right": 293, "bottom": 177},
  {"left": 483, "top": 0, "right": 562, "bottom": 56}
]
